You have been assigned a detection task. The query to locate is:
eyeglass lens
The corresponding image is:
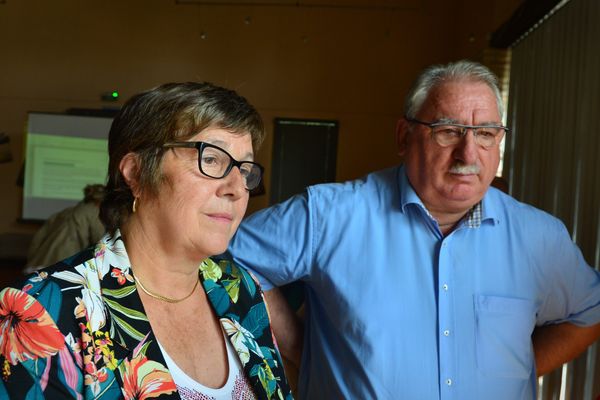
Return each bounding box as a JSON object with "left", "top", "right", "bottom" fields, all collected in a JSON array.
[
  {"left": 199, "top": 144, "right": 262, "bottom": 190},
  {"left": 431, "top": 125, "right": 504, "bottom": 148}
]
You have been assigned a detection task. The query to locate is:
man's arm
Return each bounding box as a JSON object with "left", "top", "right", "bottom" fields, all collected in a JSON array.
[
  {"left": 533, "top": 321, "right": 600, "bottom": 376},
  {"left": 264, "top": 287, "right": 304, "bottom": 369}
]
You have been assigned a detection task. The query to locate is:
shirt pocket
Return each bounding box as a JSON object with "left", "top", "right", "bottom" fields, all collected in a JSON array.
[{"left": 474, "top": 295, "right": 537, "bottom": 379}]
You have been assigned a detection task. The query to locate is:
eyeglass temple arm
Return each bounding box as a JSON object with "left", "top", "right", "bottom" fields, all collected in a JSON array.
[{"left": 163, "top": 142, "right": 198, "bottom": 148}]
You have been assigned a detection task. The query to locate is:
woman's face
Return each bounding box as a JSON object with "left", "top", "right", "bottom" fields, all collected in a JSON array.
[{"left": 141, "top": 126, "right": 253, "bottom": 260}]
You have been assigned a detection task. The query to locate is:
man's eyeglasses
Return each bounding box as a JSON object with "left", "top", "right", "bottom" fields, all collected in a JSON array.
[
  {"left": 406, "top": 117, "right": 509, "bottom": 149},
  {"left": 163, "top": 141, "right": 264, "bottom": 191}
]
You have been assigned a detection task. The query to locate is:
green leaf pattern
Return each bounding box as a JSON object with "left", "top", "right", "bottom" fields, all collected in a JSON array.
[{"left": 209, "top": 257, "right": 292, "bottom": 399}]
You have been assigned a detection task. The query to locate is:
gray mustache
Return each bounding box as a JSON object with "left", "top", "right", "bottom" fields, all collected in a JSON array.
[{"left": 449, "top": 163, "right": 480, "bottom": 174}]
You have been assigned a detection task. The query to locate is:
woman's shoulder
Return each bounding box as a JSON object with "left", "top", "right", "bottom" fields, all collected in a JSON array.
[
  {"left": 202, "top": 256, "right": 262, "bottom": 291},
  {"left": 11, "top": 247, "right": 95, "bottom": 290},
  {"left": 0, "top": 247, "right": 98, "bottom": 354},
  {"left": 19, "top": 231, "right": 130, "bottom": 294},
  {"left": 201, "top": 256, "right": 266, "bottom": 312},
  {"left": 0, "top": 248, "right": 97, "bottom": 322}
]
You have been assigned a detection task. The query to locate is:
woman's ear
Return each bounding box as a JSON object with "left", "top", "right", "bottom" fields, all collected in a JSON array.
[{"left": 119, "top": 152, "right": 140, "bottom": 196}]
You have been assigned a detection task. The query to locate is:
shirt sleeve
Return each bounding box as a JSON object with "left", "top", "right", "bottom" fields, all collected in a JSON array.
[
  {"left": 228, "top": 192, "right": 314, "bottom": 291},
  {"left": 537, "top": 218, "right": 600, "bottom": 326}
]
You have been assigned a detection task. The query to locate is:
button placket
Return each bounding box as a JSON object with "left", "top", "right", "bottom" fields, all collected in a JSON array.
[{"left": 438, "top": 237, "right": 455, "bottom": 398}]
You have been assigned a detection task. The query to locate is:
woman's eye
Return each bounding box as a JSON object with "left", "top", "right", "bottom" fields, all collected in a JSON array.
[
  {"left": 239, "top": 166, "right": 252, "bottom": 177},
  {"left": 202, "top": 156, "right": 218, "bottom": 165}
]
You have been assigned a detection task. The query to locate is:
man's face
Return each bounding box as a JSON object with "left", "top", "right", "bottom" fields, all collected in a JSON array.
[{"left": 398, "top": 80, "right": 502, "bottom": 216}]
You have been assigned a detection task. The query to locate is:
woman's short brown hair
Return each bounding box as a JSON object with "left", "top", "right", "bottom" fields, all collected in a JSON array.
[{"left": 99, "top": 82, "right": 265, "bottom": 234}]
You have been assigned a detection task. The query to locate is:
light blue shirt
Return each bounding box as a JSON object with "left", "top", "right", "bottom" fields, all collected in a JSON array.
[{"left": 229, "top": 165, "right": 600, "bottom": 400}]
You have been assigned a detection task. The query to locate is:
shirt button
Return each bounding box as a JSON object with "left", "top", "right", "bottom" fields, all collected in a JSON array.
[
  {"left": 442, "top": 284, "right": 449, "bottom": 291},
  {"left": 446, "top": 378, "right": 453, "bottom": 386},
  {"left": 443, "top": 330, "right": 450, "bottom": 336}
]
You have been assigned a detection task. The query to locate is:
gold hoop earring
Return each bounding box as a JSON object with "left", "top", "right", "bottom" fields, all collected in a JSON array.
[{"left": 132, "top": 197, "right": 138, "bottom": 213}]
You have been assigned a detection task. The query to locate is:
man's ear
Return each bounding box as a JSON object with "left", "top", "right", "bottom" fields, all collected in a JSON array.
[
  {"left": 396, "top": 118, "right": 410, "bottom": 157},
  {"left": 119, "top": 152, "right": 141, "bottom": 196}
]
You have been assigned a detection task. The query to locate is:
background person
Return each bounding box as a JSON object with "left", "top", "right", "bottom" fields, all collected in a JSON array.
[
  {"left": 228, "top": 60, "right": 600, "bottom": 399},
  {"left": 25, "top": 184, "right": 106, "bottom": 271},
  {"left": 0, "top": 82, "right": 292, "bottom": 400}
]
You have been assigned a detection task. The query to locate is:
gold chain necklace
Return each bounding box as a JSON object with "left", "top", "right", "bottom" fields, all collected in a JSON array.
[{"left": 134, "top": 274, "right": 199, "bottom": 303}]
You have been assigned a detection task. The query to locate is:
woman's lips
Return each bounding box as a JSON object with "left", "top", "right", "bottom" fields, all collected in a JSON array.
[{"left": 207, "top": 213, "right": 233, "bottom": 223}]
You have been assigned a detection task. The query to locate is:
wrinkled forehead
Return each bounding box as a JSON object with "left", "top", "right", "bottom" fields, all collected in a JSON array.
[{"left": 420, "top": 81, "right": 501, "bottom": 123}]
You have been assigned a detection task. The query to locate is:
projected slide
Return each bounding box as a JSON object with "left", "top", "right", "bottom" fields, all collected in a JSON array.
[
  {"left": 22, "top": 112, "right": 113, "bottom": 220},
  {"left": 25, "top": 134, "right": 108, "bottom": 200}
]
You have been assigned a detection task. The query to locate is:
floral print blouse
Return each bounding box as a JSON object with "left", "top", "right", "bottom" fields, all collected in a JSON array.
[{"left": 0, "top": 232, "right": 293, "bottom": 400}]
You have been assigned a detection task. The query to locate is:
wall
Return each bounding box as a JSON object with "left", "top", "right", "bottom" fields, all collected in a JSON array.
[{"left": 0, "top": 0, "right": 521, "bottom": 239}]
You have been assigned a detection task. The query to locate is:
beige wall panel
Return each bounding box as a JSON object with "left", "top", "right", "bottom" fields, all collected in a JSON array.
[{"left": 0, "top": 0, "right": 519, "bottom": 237}]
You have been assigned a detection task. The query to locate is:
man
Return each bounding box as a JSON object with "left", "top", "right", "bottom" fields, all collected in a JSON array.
[{"left": 228, "top": 61, "right": 600, "bottom": 399}]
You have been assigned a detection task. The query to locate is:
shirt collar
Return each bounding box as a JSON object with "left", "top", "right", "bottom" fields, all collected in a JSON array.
[
  {"left": 397, "top": 165, "right": 499, "bottom": 227},
  {"left": 398, "top": 165, "right": 425, "bottom": 212},
  {"left": 480, "top": 187, "right": 501, "bottom": 225},
  {"left": 464, "top": 201, "right": 483, "bottom": 228}
]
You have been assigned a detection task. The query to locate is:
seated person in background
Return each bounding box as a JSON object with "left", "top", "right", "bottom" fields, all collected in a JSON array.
[
  {"left": 0, "top": 82, "right": 292, "bottom": 400},
  {"left": 25, "top": 184, "right": 106, "bottom": 271}
]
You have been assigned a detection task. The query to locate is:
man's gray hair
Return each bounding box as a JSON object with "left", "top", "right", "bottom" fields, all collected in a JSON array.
[{"left": 404, "top": 60, "right": 504, "bottom": 120}]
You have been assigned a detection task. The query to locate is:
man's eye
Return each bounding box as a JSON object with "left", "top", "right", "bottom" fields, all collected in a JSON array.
[
  {"left": 436, "top": 127, "right": 462, "bottom": 136},
  {"left": 477, "top": 129, "right": 497, "bottom": 138}
]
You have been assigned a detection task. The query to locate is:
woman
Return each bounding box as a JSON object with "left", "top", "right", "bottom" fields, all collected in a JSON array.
[{"left": 0, "top": 82, "right": 293, "bottom": 400}]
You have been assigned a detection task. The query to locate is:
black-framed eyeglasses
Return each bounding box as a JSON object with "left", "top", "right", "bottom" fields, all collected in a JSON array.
[
  {"left": 406, "top": 117, "right": 509, "bottom": 149},
  {"left": 163, "top": 141, "right": 264, "bottom": 191}
]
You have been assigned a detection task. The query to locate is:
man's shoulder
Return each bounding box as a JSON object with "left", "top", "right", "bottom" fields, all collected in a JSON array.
[
  {"left": 239, "top": 165, "right": 400, "bottom": 234},
  {"left": 486, "top": 188, "right": 566, "bottom": 231},
  {"left": 307, "top": 165, "right": 400, "bottom": 202}
]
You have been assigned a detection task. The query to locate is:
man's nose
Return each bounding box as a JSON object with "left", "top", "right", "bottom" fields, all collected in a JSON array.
[{"left": 454, "top": 129, "right": 479, "bottom": 163}]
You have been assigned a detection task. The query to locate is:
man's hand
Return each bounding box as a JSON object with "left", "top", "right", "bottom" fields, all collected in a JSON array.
[{"left": 533, "top": 322, "right": 600, "bottom": 376}]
